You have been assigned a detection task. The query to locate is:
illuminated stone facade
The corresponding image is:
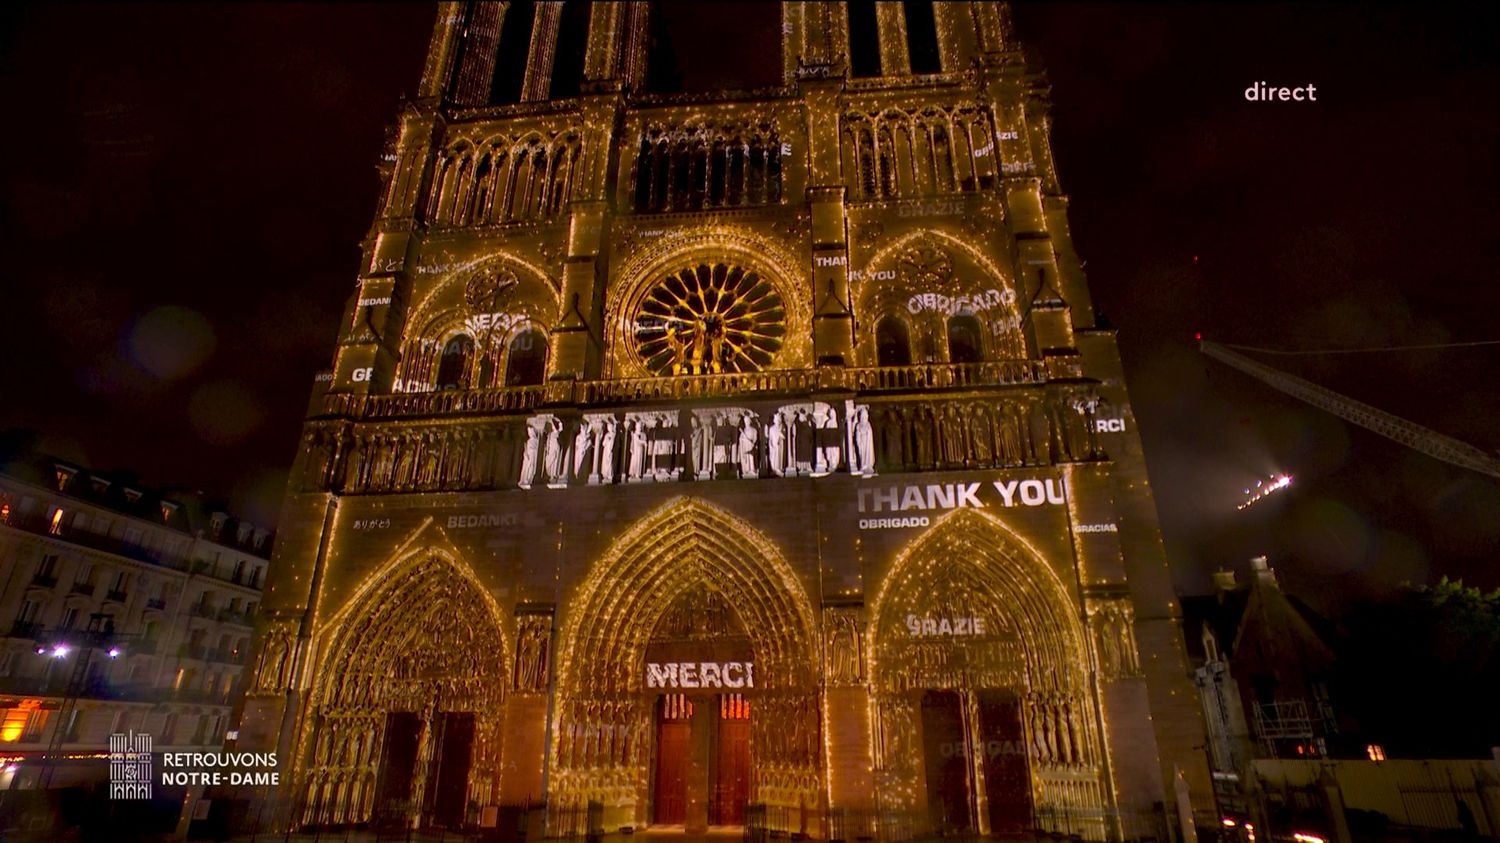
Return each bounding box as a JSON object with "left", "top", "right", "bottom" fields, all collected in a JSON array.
[{"left": 239, "top": 2, "right": 1212, "bottom": 837}]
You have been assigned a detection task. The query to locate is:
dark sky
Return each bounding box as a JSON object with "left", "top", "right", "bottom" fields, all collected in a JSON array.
[{"left": 2, "top": 3, "right": 1496, "bottom": 608}]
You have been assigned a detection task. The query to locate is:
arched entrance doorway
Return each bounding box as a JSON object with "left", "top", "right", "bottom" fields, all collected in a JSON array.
[
  {"left": 299, "top": 547, "right": 509, "bottom": 830},
  {"left": 551, "top": 498, "right": 819, "bottom": 832},
  {"left": 869, "top": 509, "right": 1108, "bottom": 838}
]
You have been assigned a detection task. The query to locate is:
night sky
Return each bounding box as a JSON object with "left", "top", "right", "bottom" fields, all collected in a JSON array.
[{"left": 2, "top": 3, "right": 1496, "bottom": 608}]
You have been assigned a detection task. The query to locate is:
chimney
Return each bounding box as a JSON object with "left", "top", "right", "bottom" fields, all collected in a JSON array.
[
  {"left": 1212, "top": 569, "right": 1238, "bottom": 593},
  {"left": 1250, "top": 555, "right": 1280, "bottom": 589}
]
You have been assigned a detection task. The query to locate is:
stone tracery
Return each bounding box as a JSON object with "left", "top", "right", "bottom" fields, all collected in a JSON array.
[
  {"left": 868, "top": 508, "right": 1106, "bottom": 833},
  {"left": 551, "top": 497, "right": 820, "bottom": 829},
  {"left": 298, "top": 545, "right": 510, "bottom": 828}
]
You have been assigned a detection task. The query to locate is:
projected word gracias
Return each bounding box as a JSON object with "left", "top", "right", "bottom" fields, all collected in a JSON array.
[{"left": 646, "top": 661, "right": 754, "bottom": 689}]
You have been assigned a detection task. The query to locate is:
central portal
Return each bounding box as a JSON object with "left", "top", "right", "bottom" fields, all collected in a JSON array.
[{"left": 646, "top": 587, "right": 755, "bottom": 828}]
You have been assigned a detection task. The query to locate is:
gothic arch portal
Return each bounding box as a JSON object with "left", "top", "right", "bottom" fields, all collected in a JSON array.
[
  {"left": 550, "top": 497, "right": 820, "bottom": 829},
  {"left": 867, "top": 508, "right": 1108, "bottom": 837},
  {"left": 298, "top": 540, "right": 511, "bottom": 829}
]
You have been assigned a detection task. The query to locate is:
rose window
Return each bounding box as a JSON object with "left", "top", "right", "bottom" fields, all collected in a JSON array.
[{"left": 632, "top": 263, "right": 785, "bottom": 375}]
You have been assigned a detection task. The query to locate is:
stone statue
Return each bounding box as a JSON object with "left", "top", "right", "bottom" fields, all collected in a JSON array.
[
  {"left": 737, "top": 415, "right": 759, "bottom": 477},
  {"left": 690, "top": 417, "right": 710, "bottom": 478},
  {"left": 627, "top": 420, "right": 648, "bottom": 480},
  {"left": 519, "top": 425, "right": 540, "bottom": 488},
  {"left": 542, "top": 417, "right": 565, "bottom": 483},
  {"left": 599, "top": 418, "right": 618, "bottom": 483},
  {"left": 828, "top": 612, "right": 861, "bottom": 683},
  {"left": 853, "top": 405, "right": 876, "bottom": 476},
  {"left": 767, "top": 411, "right": 786, "bottom": 476},
  {"left": 814, "top": 405, "right": 838, "bottom": 472},
  {"left": 516, "top": 621, "right": 549, "bottom": 691},
  {"left": 572, "top": 420, "right": 593, "bottom": 479}
]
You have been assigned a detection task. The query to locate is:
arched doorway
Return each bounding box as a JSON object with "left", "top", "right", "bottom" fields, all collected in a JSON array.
[
  {"left": 875, "top": 316, "right": 913, "bottom": 367},
  {"left": 869, "top": 509, "right": 1108, "bottom": 838},
  {"left": 504, "top": 329, "right": 549, "bottom": 386},
  {"left": 551, "top": 498, "right": 819, "bottom": 832},
  {"left": 947, "top": 314, "right": 984, "bottom": 363},
  {"left": 300, "top": 548, "right": 509, "bottom": 830}
]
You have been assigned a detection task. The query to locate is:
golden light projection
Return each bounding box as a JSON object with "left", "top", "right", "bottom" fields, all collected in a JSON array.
[
  {"left": 549, "top": 497, "right": 820, "bottom": 824},
  {"left": 291, "top": 542, "right": 512, "bottom": 828},
  {"left": 250, "top": 2, "right": 1214, "bottom": 835},
  {"left": 632, "top": 263, "right": 786, "bottom": 375}
]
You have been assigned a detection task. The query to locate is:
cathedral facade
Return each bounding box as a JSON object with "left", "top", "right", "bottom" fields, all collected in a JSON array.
[{"left": 238, "top": 2, "right": 1211, "bottom": 838}]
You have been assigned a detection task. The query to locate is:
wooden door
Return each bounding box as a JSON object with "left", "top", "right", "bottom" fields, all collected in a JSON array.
[
  {"left": 431, "top": 712, "right": 475, "bottom": 828},
  {"left": 712, "top": 694, "right": 751, "bottom": 825},
  {"left": 654, "top": 695, "right": 691, "bottom": 824},
  {"left": 978, "top": 690, "right": 1033, "bottom": 836},
  {"left": 920, "top": 690, "right": 972, "bottom": 832},
  {"left": 374, "top": 712, "right": 420, "bottom": 825}
]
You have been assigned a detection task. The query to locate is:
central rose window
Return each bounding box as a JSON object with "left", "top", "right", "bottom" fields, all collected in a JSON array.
[{"left": 632, "top": 263, "right": 785, "bottom": 375}]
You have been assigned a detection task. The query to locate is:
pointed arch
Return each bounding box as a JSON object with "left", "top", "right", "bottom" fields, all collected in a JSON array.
[
  {"left": 297, "top": 533, "right": 511, "bottom": 829},
  {"left": 549, "top": 497, "right": 821, "bottom": 824},
  {"left": 868, "top": 507, "right": 1086, "bottom": 692},
  {"left": 314, "top": 539, "right": 511, "bottom": 702},
  {"left": 557, "top": 497, "right": 817, "bottom": 695}
]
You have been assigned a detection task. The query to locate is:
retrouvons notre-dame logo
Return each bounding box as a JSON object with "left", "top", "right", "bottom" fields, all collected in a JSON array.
[{"left": 109, "top": 731, "right": 153, "bottom": 800}]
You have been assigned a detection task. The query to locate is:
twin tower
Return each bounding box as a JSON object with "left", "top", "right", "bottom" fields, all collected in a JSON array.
[{"left": 237, "top": 2, "right": 1213, "bottom": 838}]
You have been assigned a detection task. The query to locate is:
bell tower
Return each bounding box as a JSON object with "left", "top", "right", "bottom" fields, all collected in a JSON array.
[{"left": 240, "top": 3, "right": 1213, "bottom": 838}]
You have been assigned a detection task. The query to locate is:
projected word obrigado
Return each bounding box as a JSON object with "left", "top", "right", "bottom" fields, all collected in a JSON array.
[{"left": 646, "top": 661, "right": 754, "bottom": 690}]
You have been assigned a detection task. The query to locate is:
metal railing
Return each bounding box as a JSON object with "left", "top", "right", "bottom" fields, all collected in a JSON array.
[{"left": 321, "top": 360, "right": 1052, "bottom": 421}]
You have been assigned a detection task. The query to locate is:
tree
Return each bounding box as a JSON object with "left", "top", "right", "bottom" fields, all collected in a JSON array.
[{"left": 1332, "top": 578, "right": 1500, "bottom": 757}]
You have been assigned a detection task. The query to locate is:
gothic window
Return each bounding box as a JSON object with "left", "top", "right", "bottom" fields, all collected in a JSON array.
[
  {"left": 470, "top": 152, "right": 495, "bottom": 223},
  {"left": 903, "top": 1, "right": 942, "bottom": 74},
  {"left": 490, "top": 0, "right": 536, "bottom": 105},
  {"left": 947, "top": 315, "right": 984, "bottom": 364},
  {"left": 548, "top": 0, "right": 590, "bottom": 100},
  {"left": 877, "top": 126, "right": 897, "bottom": 197},
  {"left": 876, "top": 316, "right": 913, "bottom": 367},
  {"left": 847, "top": 1, "right": 881, "bottom": 78},
  {"left": 436, "top": 335, "right": 475, "bottom": 390},
  {"left": 504, "top": 330, "right": 549, "bottom": 387},
  {"left": 844, "top": 107, "right": 997, "bottom": 200},
  {"left": 634, "top": 126, "right": 783, "bottom": 213},
  {"left": 632, "top": 263, "right": 785, "bottom": 375}
]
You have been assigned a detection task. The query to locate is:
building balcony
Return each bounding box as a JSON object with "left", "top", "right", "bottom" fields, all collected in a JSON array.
[
  {"left": 208, "top": 647, "right": 245, "bottom": 664},
  {"left": 145, "top": 597, "right": 167, "bottom": 612},
  {"left": 104, "top": 589, "right": 127, "bottom": 603},
  {"left": 191, "top": 603, "right": 218, "bottom": 620},
  {"left": 6, "top": 620, "right": 43, "bottom": 639},
  {"left": 69, "top": 582, "right": 96, "bottom": 597},
  {"left": 178, "top": 643, "right": 207, "bottom": 660},
  {"left": 217, "top": 608, "right": 253, "bottom": 627},
  {"left": 320, "top": 360, "right": 1056, "bottom": 422},
  {"left": 30, "top": 573, "right": 58, "bottom": 589},
  {"left": 0, "top": 512, "right": 194, "bottom": 573}
]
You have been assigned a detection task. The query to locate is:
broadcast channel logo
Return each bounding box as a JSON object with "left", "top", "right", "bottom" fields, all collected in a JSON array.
[{"left": 109, "top": 731, "right": 153, "bottom": 800}]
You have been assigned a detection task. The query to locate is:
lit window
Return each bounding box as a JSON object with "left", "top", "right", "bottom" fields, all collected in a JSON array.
[
  {"left": 48, "top": 508, "right": 65, "bottom": 535},
  {"left": 0, "top": 503, "right": 10, "bottom": 523},
  {"left": 1366, "top": 743, "right": 1386, "bottom": 761}
]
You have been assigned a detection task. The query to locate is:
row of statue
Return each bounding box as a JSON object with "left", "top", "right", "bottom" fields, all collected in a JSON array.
[
  {"left": 517, "top": 402, "right": 853, "bottom": 488},
  {"left": 1089, "top": 601, "right": 1143, "bottom": 680},
  {"left": 555, "top": 698, "right": 644, "bottom": 771},
  {"left": 875, "top": 692, "right": 1095, "bottom": 773},
  {"left": 298, "top": 391, "right": 1104, "bottom": 494}
]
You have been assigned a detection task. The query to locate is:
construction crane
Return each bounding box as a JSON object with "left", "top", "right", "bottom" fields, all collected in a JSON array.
[{"left": 1197, "top": 338, "right": 1500, "bottom": 480}]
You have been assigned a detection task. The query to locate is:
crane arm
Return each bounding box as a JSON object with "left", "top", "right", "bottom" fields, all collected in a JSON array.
[{"left": 1199, "top": 340, "right": 1500, "bottom": 480}]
